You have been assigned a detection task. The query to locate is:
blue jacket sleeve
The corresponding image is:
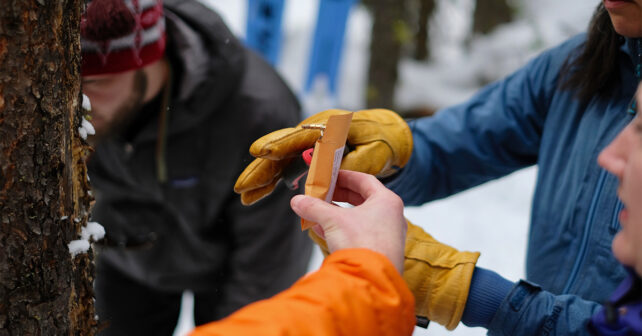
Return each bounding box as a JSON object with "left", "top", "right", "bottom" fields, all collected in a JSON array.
[
  {"left": 488, "top": 280, "right": 601, "bottom": 335},
  {"left": 462, "top": 267, "right": 601, "bottom": 335},
  {"left": 387, "top": 36, "right": 584, "bottom": 205}
]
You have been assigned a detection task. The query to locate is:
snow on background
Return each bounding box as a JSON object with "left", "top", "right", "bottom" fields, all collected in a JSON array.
[{"left": 174, "top": 1, "right": 597, "bottom": 335}]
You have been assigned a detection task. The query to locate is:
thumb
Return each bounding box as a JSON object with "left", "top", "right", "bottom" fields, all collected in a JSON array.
[{"left": 290, "top": 195, "right": 339, "bottom": 227}]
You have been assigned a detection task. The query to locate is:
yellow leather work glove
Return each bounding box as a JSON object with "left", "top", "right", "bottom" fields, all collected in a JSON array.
[
  {"left": 404, "top": 221, "right": 480, "bottom": 330},
  {"left": 234, "top": 108, "right": 413, "bottom": 205},
  {"left": 306, "top": 220, "right": 479, "bottom": 330}
]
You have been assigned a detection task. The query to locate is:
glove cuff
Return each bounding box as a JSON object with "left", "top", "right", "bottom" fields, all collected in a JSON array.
[
  {"left": 442, "top": 256, "right": 479, "bottom": 330},
  {"left": 416, "top": 251, "right": 480, "bottom": 330},
  {"left": 403, "top": 221, "right": 480, "bottom": 330}
]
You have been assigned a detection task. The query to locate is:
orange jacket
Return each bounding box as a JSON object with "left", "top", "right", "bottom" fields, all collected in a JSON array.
[{"left": 190, "top": 248, "right": 416, "bottom": 336}]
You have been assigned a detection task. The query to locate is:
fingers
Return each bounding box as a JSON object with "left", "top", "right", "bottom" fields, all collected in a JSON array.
[
  {"left": 290, "top": 195, "right": 340, "bottom": 228},
  {"left": 308, "top": 228, "right": 330, "bottom": 257},
  {"left": 249, "top": 127, "right": 321, "bottom": 160},
  {"left": 240, "top": 179, "right": 279, "bottom": 205},
  {"left": 336, "top": 170, "right": 384, "bottom": 200},
  {"left": 290, "top": 171, "right": 388, "bottom": 220},
  {"left": 234, "top": 158, "right": 287, "bottom": 193},
  {"left": 332, "top": 186, "right": 366, "bottom": 205},
  {"left": 341, "top": 142, "right": 392, "bottom": 176},
  {"left": 311, "top": 225, "right": 326, "bottom": 240},
  {"left": 290, "top": 170, "right": 407, "bottom": 270}
]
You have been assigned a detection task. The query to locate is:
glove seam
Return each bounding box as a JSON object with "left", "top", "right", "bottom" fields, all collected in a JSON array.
[
  {"left": 446, "top": 263, "right": 477, "bottom": 330},
  {"left": 252, "top": 128, "right": 320, "bottom": 159}
]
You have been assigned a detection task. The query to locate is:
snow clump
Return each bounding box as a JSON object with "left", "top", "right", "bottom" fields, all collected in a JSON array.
[{"left": 68, "top": 221, "right": 105, "bottom": 258}]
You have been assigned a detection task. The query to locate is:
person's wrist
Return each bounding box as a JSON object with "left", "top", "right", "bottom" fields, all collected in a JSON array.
[{"left": 461, "top": 267, "right": 514, "bottom": 328}]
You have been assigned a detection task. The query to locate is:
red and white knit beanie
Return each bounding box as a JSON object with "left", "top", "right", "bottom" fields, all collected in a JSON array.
[{"left": 81, "top": 0, "right": 166, "bottom": 76}]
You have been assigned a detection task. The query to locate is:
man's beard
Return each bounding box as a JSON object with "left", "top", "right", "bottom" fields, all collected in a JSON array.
[{"left": 91, "top": 70, "right": 148, "bottom": 141}]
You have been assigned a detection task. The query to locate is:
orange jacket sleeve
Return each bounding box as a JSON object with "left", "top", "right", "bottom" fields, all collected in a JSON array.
[{"left": 190, "top": 248, "right": 416, "bottom": 336}]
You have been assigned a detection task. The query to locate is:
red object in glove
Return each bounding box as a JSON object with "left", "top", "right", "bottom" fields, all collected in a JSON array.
[{"left": 302, "top": 148, "right": 314, "bottom": 166}]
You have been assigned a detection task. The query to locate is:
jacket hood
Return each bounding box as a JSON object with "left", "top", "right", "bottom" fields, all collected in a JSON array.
[{"left": 135, "top": 0, "right": 246, "bottom": 141}]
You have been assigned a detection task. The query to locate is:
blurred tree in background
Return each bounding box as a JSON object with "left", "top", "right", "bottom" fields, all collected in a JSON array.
[
  {"left": 362, "top": 0, "right": 409, "bottom": 110},
  {"left": 363, "top": 0, "right": 516, "bottom": 113},
  {"left": 472, "top": 0, "right": 515, "bottom": 35},
  {"left": 412, "top": 0, "right": 436, "bottom": 61}
]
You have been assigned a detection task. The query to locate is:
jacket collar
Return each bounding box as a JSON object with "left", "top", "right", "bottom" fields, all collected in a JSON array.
[
  {"left": 589, "top": 268, "right": 642, "bottom": 335},
  {"left": 624, "top": 37, "right": 642, "bottom": 80},
  {"left": 162, "top": 2, "right": 245, "bottom": 128}
]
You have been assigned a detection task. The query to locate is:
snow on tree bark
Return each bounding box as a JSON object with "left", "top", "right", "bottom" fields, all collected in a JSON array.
[{"left": 0, "top": 1, "right": 97, "bottom": 335}]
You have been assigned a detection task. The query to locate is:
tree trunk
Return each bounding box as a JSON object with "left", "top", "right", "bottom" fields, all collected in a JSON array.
[
  {"left": 472, "top": 0, "right": 514, "bottom": 35},
  {"left": 0, "top": 1, "right": 96, "bottom": 335},
  {"left": 413, "top": 0, "right": 435, "bottom": 61},
  {"left": 364, "top": 0, "right": 407, "bottom": 110}
]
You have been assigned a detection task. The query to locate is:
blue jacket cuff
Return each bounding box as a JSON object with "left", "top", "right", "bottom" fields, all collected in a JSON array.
[{"left": 461, "top": 267, "right": 514, "bottom": 328}]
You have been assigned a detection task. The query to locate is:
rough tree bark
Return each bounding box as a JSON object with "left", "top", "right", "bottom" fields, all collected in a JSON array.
[
  {"left": 364, "top": 0, "right": 407, "bottom": 110},
  {"left": 0, "top": 1, "right": 96, "bottom": 335}
]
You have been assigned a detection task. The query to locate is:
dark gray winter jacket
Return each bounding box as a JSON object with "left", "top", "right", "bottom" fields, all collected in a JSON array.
[{"left": 88, "top": 0, "right": 311, "bottom": 318}]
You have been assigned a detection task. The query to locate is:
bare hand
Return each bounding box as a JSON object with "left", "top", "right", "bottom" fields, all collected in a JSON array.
[{"left": 290, "top": 170, "right": 407, "bottom": 273}]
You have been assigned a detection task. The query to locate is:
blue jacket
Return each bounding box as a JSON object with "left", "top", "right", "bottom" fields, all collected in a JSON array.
[{"left": 388, "top": 34, "right": 640, "bottom": 335}]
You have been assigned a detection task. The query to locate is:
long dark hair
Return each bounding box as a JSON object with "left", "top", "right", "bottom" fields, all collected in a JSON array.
[{"left": 559, "top": 3, "right": 621, "bottom": 104}]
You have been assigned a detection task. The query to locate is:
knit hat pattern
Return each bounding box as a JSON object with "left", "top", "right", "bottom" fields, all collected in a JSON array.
[{"left": 81, "top": 0, "right": 166, "bottom": 76}]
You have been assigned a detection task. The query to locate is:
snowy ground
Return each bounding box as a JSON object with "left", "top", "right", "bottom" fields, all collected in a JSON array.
[{"left": 174, "top": 1, "right": 596, "bottom": 335}]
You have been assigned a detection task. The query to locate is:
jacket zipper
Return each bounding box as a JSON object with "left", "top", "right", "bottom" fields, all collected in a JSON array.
[
  {"left": 610, "top": 200, "right": 623, "bottom": 232},
  {"left": 563, "top": 38, "right": 640, "bottom": 293},
  {"left": 562, "top": 169, "right": 607, "bottom": 294}
]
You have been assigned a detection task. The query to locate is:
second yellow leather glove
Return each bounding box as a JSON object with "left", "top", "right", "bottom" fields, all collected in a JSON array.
[
  {"left": 306, "top": 220, "right": 479, "bottom": 330},
  {"left": 404, "top": 221, "right": 480, "bottom": 330},
  {"left": 234, "top": 108, "right": 413, "bottom": 205}
]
